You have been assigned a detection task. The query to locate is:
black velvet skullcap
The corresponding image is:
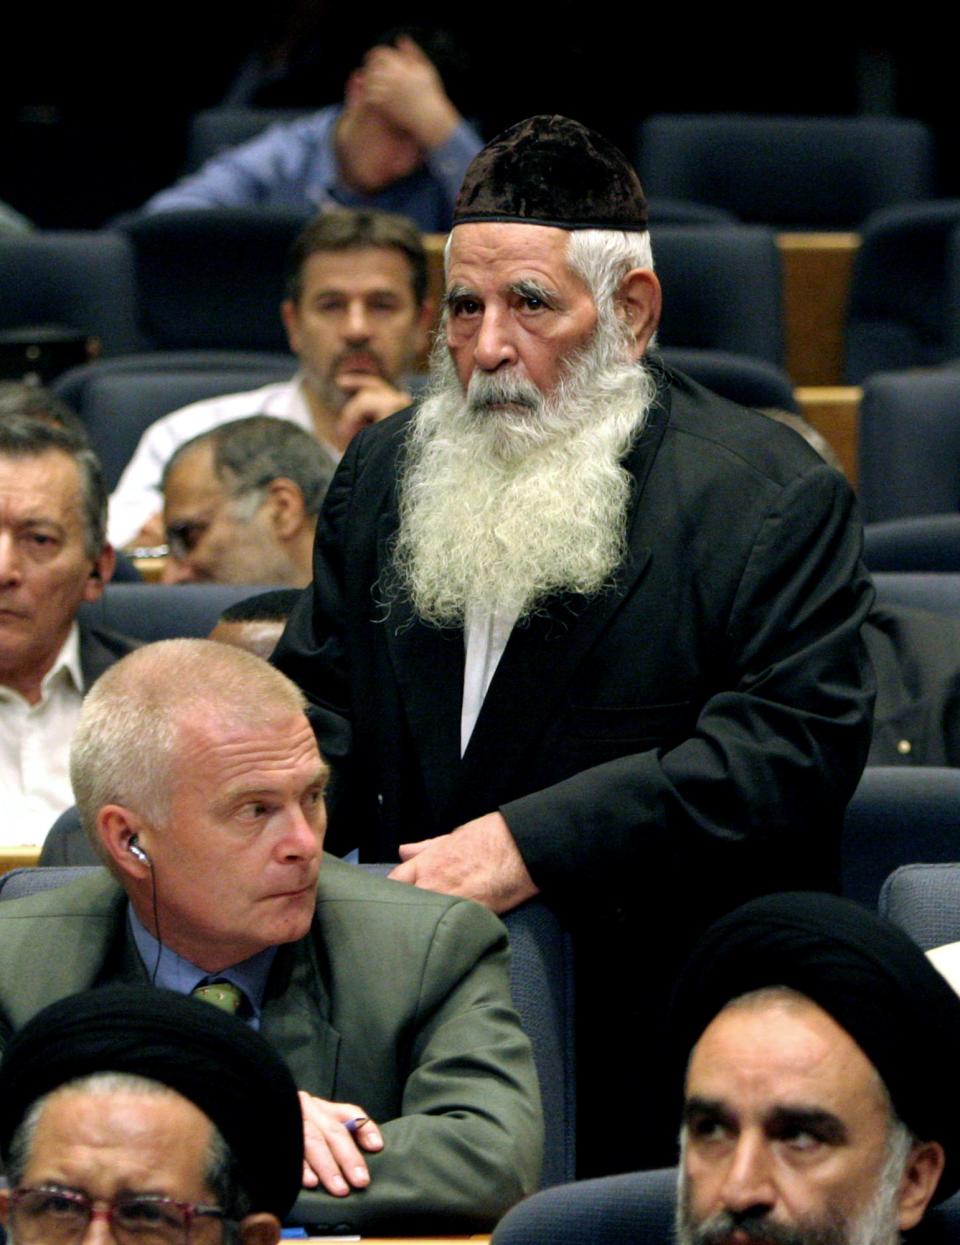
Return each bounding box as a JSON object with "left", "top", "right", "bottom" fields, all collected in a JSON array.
[
  {"left": 670, "top": 892, "right": 960, "bottom": 1201},
  {"left": 453, "top": 114, "right": 649, "bottom": 231},
  {"left": 0, "top": 986, "right": 303, "bottom": 1219}
]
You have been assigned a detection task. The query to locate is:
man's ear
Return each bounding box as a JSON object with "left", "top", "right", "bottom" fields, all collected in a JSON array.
[
  {"left": 615, "top": 268, "right": 662, "bottom": 361},
  {"left": 83, "top": 544, "right": 117, "bottom": 604},
  {"left": 263, "top": 478, "right": 307, "bottom": 541},
  {"left": 897, "top": 1140, "right": 946, "bottom": 1231},
  {"left": 0, "top": 1187, "right": 9, "bottom": 1228},
  {"left": 281, "top": 298, "right": 302, "bottom": 357},
  {"left": 413, "top": 295, "right": 436, "bottom": 358},
  {"left": 98, "top": 805, "right": 152, "bottom": 881},
  {"left": 238, "top": 1213, "right": 282, "bottom": 1245}
]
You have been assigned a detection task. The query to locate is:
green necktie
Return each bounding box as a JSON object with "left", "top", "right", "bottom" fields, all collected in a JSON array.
[{"left": 192, "top": 978, "right": 247, "bottom": 1016}]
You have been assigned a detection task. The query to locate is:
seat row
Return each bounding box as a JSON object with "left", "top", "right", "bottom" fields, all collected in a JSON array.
[{"left": 6, "top": 207, "right": 960, "bottom": 386}]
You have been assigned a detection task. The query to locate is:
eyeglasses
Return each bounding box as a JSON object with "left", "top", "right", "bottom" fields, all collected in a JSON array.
[{"left": 9, "top": 1185, "right": 229, "bottom": 1245}]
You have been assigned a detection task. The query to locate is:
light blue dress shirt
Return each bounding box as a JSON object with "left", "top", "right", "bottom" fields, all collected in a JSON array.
[
  {"left": 144, "top": 105, "right": 481, "bottom": 233},
  {"left": 128, "top": 904, "right": 277, "bottom": 1030}
]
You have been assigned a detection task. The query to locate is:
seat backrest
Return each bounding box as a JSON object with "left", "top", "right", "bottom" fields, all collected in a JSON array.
[
  {"left": 842, "top": 769, "right": 960, "bottom": 908},
  {"left": 492, "top": 1166, "right": 676, "bottom": 1245},
  {"left": 77, "top": 583, "right": 278, "bottom": 643},
  {"left": 0, "top": 232, "right": 143, "bottom": 354},
  {"left": 658, "top": 348, "right": 797, "bottom": 412},
  {"left": 858, "top": 369, "right": 960, "bottom": 523},
  {"left": 53, "top": 352, "right": 296, "bottom": 488},
  {"left": 845, "top": 202, "right": 960, "bottom": 383},
  {"left": 120, "top": 209, "right": 309, "bottom": 351},
  {"left": 880, "top": 862, "right": 960, "bottom": 949},
  {"left": 639, "top": 114, "right": 934, "bottom": 229},
  {"left": 357, "top": 866, "right": 575, "bottom": 1187},
  {"left": 873, "top": 573, "right": 960, "bottom": 617},
  {"left": 864, "top": 515, "right": 960, "bottom": 573},
  {"left": 651, "top": 227, "right": 783, "bottom": 364},
  {"left": 184, "top": 108, "right": 310, "bottom": 172}
]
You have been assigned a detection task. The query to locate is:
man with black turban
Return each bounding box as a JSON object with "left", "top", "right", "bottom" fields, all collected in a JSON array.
[
  {"left": 273, "top": 114, "right": 874, "bottom": 1171},
  {"left": 672, "top": 892, "right": 960, "bottom": 1245},
  {"left": 0, "top": 985, "right": 303, "bottom": 1244}
]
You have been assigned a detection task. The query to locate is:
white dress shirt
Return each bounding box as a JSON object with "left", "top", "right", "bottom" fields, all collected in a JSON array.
[
  {"left": 0, "top": 624, "right": 84, "bottom": 847},
  {"left": 461, "top": 602, "right": 518, "bottom": 755},
  {"left": 107, "top": 375, "right": 327, "bottom": 548}
]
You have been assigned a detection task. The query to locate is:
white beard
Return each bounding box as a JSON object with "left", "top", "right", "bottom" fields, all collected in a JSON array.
[{"left": 389, "top": 313, "right": 658, "bottom": 627}]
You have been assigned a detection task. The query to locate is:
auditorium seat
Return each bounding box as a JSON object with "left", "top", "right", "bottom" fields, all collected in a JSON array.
[
  {"left": 873, "top": 573, "right": 960, "bottom": 617},
  {"left": 183, "top": 107, "right": 310, "bottom": 172},
  {"left": 864, "top": 515, "right": 960, "bottom": 573},
  {"left": 0, "top": 231, "right": 144, "bottom": 356},
  {"left": 841, "top": 769, "right": 960, "bottom": 909},
  {"left": 119, "top": 208, "right": 308, "bottom": 351},
  {"left": 846, "top": 202, "right": 960, "bottom": 383},
  {"left": 76, "top": 582, "right": 277, "bottom": 643},
  {"left": 638, "top": 114, "right": 934, "bottom": 230},
  {"left": 650, "top": 227, "right": 784, "bottom": 365},
  {"left": 858, "top": 368, "right": 960, "bottom": 523},
  {"left": 880, "top": 862, "right": 960, "bottom": 949},
  {"left": 53, "top": 351, "right": 295, "bottom": 488},
  {"left": 657, "top": 348, "right": 797, "bottom": 411}
]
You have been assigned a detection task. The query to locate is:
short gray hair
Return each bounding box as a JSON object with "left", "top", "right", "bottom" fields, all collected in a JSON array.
[
  {"left": 0, "top": 415, "right": 107, "bottom": 558},
  {"left": 7, "top": 1071, "right": 252, "bottom": 1223},
  {"left": 70, "top": 639, "right": 308, "bottom": 861},
  {"left": 163, "top": 415, "right": 334, "bottom": 518}
]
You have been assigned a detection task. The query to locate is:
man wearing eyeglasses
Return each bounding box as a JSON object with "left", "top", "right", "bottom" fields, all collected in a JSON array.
[
  {"left": 160, "top": 416, "right": 333, "bottom": 586},
  {"left": 0, "top": 986, "right": 303, "bottom": 1245}
]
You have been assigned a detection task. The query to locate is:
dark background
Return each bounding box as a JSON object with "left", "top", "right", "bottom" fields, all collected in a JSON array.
[{"left": 3, "top": 5, "right": 955, "bottom": 228}]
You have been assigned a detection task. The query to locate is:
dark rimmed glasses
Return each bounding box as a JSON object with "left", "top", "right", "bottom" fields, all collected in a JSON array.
[{"left": 8, "top": 1185, "right": 230, "bottom": 1245}]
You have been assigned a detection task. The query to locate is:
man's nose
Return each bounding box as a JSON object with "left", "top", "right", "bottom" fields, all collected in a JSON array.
[
  {"left": 473, "top": 305, "right": 518, "bottom": 372},
  {"left": 717, "top": 1134, "right": 778, "bottom": 1216},
  {"left": 0, "top": 533, "right": 22, "bottom": 585},
  {"left": 277, "top": 805, "right": 321, "bottom": 861},
  {"left": 80, "top": 1206, "right": 115, "bottom": 1245},
  {"left": 344, "top": 300, "right": 371, "bottom": 343}
]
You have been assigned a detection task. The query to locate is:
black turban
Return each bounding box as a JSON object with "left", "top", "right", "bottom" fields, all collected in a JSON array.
[
  {"left": 0, "top": 985, "right": 303, "bottom": 1220},
  {"left": 453, "top": 114, "right": 649, "bottom": 232},
  {"left": 670, "top": 892, "right": 960, "bottom": 1201}
]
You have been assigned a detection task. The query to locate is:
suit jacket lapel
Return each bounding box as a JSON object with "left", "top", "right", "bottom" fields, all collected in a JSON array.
[
  {"left": 260, "top": 930, "right": 342, "bottom": 1100},
  {"left": 378, "top": 517, "right": 464, "bottom": 828}
]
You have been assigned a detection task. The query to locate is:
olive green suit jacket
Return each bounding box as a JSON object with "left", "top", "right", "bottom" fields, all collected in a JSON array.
[{"left": 0, "top": 856, "right": 543, "bottom": 1234}]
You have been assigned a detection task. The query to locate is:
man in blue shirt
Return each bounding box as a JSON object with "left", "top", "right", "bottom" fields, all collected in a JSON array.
[{"left": 144, "top": 37, "right": 481, "bottom": 233}]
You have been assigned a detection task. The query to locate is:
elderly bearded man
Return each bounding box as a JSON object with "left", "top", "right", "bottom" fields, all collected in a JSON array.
[{"left": 273, "top": 116, "right": 875, "bottom": 1171}]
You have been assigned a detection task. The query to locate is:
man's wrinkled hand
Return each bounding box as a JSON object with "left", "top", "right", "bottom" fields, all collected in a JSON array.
[
  {"left": 333, "top": 373, "right": 411, "bottom": 449},
  {"left": 298, "top": 1091, "right": 383, "bottom": 1196},
  {"left": 389, "top": 811, "right": 539, "bottom": 914},
  {"left": 361, "top": 36, "right": 459, "bottom": 150}
]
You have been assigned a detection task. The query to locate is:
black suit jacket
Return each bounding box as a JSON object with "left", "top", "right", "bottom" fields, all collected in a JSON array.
[{"left": 275, "top": 364, "right": 874, "bottom": 917}]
